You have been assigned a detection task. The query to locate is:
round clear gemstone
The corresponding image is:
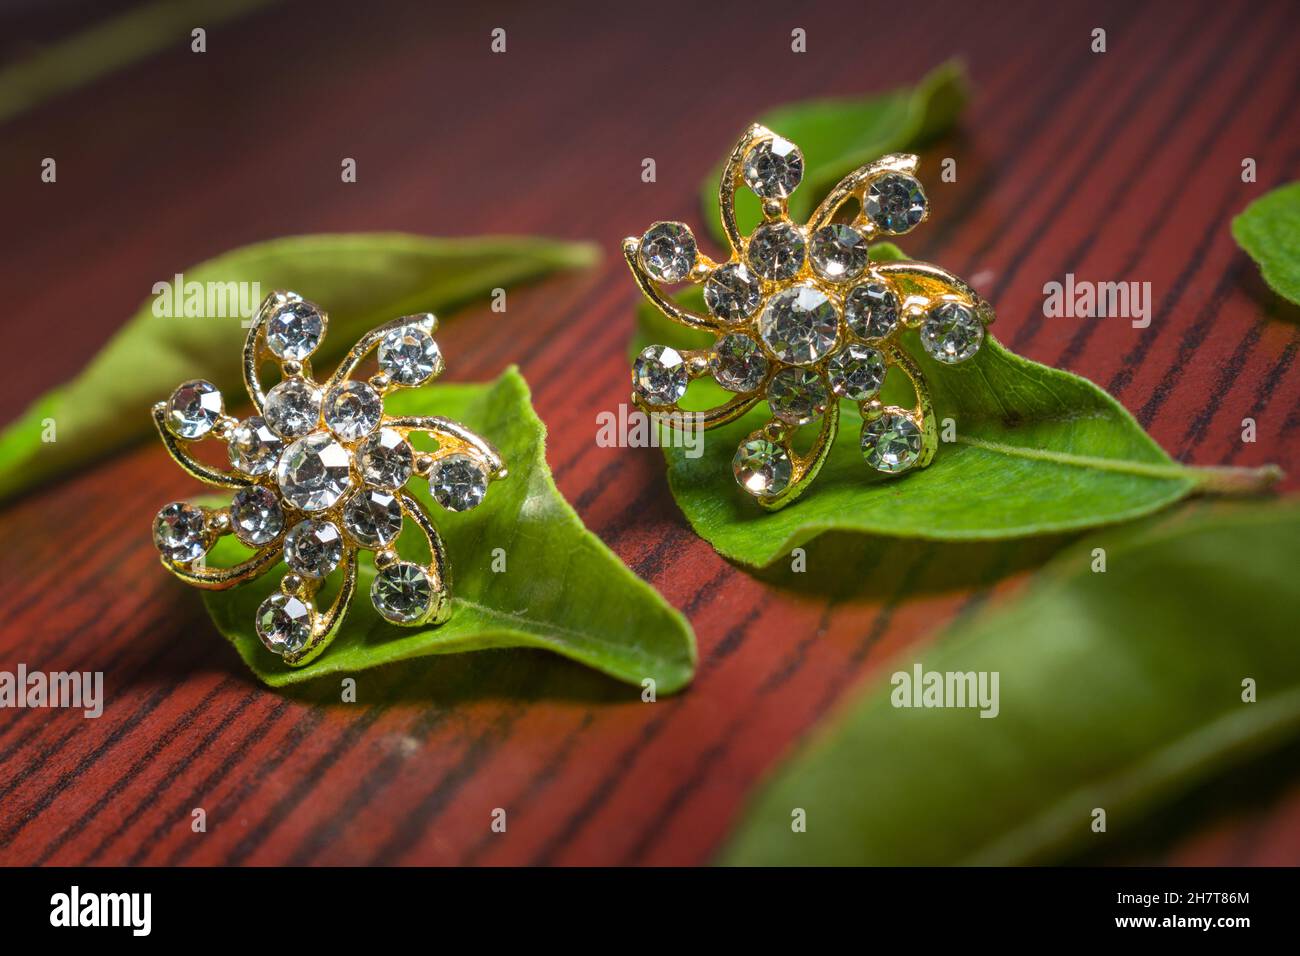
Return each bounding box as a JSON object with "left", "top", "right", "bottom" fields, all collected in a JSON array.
[
  {"left": 767, "top": 367, "right": 830, "bottom": 425},
  {"left": 264, "top": 378, "right": 322, "bottom": 438},
  {"left": 862, "top": 413, "right": 923, "bottom": 473},
  {"left": 324, "top": 381, "right": 382, "bottom": 441},
  {"left": 276, "top": 431, "right": 352, "bottom": 511},
  {"left": 809, "top": 225, "right": 868, "bottom": 281},
  {"left": 758, "top": 284, "right": 839, "bottom": 365},
  {"left": 265, "top": 300, "right": 324, "bottom": 360},
  {"left": 227, "top": 416, "right": 283, "bottom": 475},
  {"left": 165, "top": 380, "right": 223, "bottom": 439},
  {"left": 371, "top": 561, "right": 434, "bottom": 624},
  {"left": 826, "top": 345, "right": 887, "bottom": 400},
  {"left": 866, "top": 173, "right": 927, "bottom": 233},
  {"left": 256, "top": 593, "right": 313, "bottom": 655},
  {"left": 638, "top": 222, "right": 697, "bottom": 283},
  {"left": 284, "top": 519, "right": 344, "bottom": 578},
  {"left": 343, "top": 488, "right": 403, "bottom": 547},
  {"left": 230, "top": 486, "right": 283, "bottom": 546},
  {"left": 733, "top": 438, "right": 792, "bottom": 497},
  {"left": 921, "top": 302, "right": 984, "bottom": 364},
  {"left": 429, "top": 454, "right": 489, "bottom": 512},
  {"left": 355, "top": 428, "right": 413, "bottom": 489},
  {"left": 632, "top": 344, "right": 689, "bottom": 405},
  {"left": 742, "top": 137, "right": 804, "bottom": 199},
  {"left": 844, "top": 283, "right": 899, "bottom": 339},
  {"left": 710, "top": 333, "right": 769, "bottom": 393},
  {"left": 152, "top": 502, "right": 208, "bottom": 563},
  {"left": 378, "top": 326, "right": 443, "bottom": 386},
  {"left": 747, "top": 222, "right": 806, "bottom": 280},
  {"left": 703, "top": 263, "right": 762, "bottom": 322}
]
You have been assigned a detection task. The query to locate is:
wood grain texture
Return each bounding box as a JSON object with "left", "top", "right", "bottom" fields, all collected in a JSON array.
[{"left": 0, "top": 0, "right": 1297, "bottom": 866}]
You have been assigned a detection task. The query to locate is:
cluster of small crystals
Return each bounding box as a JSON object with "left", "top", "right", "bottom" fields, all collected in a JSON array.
[
  {"left": 632, "top": 134, "right": 985, "bottom": 501},
  {"left": 152, "top": 296, "right": 492, "bottom": 657}
]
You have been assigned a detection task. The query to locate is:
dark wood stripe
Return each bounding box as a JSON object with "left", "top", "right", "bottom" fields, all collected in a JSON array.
[
  {"left": 982, "top": 2, "right": 1205, "bottom": 310},
  {"left": 619, "top": 543, "right": 941, "bottom": 864},
  {"left": 1021, "top": 0, "right": 1260, "bottom": 357},
  {"left": 366, "top": 706, "right": 526, "bottom": 866},
  {"left": 34, "top": 680, "right": 250, "bottom": 864},
  {"left": 1135, "top": 142, "right": 1300, "bottom": 427},
  {"left": 1215, "top": 334, "right": 1300, "bottom": 463},
  {"left": 160, "top": 707, "right": 327, "bottom": 866},
  {"left": 281, "top": 702, "right": 456, "bottom": 865},
  {"left": 0, "top": 677, "right": 184, "bottom": 847},
  {"left": 0, "top": 601, "right": 201, "bottom": 804},
  {"left": 459, "top": 712, "right": 595, "bottom": 866},
  {"left": 82, "top": 697, "right": 290, "bottom": 865},
  {"left": 528, "top": 712, "right": 672, "bottom": 866},
  {"left": 218, "top": 702, "right": 392, "bottom": 865},
  {"left": 917, "top": 0, "right": 1145, "bottom": 262},
  {"left": 1060, "top": 25, "right": 1284, "bottom": 382},
  {"left": 0, "top": 565, "right": 172, "bottom": 748}
]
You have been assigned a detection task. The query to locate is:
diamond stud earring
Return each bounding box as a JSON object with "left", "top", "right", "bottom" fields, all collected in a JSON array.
[
  {"left": 625, "top": 123, "right": 994, "bottom": 510},
  {"left": 151, "top": 291, "right": 507, "bottom": 666}
]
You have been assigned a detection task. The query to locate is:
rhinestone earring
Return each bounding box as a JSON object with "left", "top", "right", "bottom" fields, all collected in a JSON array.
[
  {"left": 151, "top": 291, "right": 507, "bottom": 666},
  {"left": 626, "top": 123, "right": 993, "bottom": 510}
]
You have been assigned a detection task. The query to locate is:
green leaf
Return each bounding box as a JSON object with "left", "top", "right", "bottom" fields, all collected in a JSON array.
[
  {"left": 1232, "top": 180, "right": 1300, "bottom": 306},
  {"left": 0, "top": 233, "right": 599, "bottom": 502},
  {"left": 202, "top": 367, "right": 696, "bottom": 693},
  {"left": 700, "top": 60, "right": 969, "bottom": 243},
  {"left": 719, "top": 501, "right": 1300, "bottom": 865},
  {"left": 634, "top": 273, "right": 1280, "bottom": 568}
]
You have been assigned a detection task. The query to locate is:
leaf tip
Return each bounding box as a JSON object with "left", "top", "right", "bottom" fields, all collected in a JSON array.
[{"left": 560, "top": 240, "right": 603, "bottom": 269}]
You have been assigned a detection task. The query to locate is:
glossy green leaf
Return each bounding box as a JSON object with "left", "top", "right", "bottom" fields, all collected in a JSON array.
[
  {"left": 1232, "top": 180, "right": 1300, "bottom": 306},
  {"left": 719, "top": 501, "right": 1300, "bottom": 865},
  {"left": 700, "top": 60, "right": 969, "bottom": 242},
  {"left": 634, "top": 272, "right": 1280, "bottom": 568},
  {"left": 202, "top": 367, "right": 696, "bottom": 692},
  {"left": 0, "top": 233, "right": 599, "bottom": 502}
]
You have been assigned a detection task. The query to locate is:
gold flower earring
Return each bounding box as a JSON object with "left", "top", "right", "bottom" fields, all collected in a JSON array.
[
  {"left": 150, "top": 291, "right": 506, "bottom": 666},
  {"left": 625, "top": 123, "right": 994, "bottom": 510}
]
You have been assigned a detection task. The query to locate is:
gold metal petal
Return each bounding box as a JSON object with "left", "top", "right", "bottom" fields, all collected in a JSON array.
[
  {"left": 282, "top": 548, "right": 358, "bottom": 667},
  {"left": 751, "top": 402, "right": 841, "bottom": 512},
  {"left": 396, "top": 493, "right": 452, "bottom": 626},
  {"left": 151, "top": 403, "right": 255, "bottom": 490},
  {"left": 629, "top": 346, "right": 764, "bottom": 427},
  {"left": 877, "top": 343, "right": 938, "bottom": 470},
  {"left": 632, "top": 390, "right": 761, "bottom": 430},
  {"left": 873, "top": 261, "right": 994, "bottom": 326},
  {"left": 621, "top": 239, "right": 724, "bottom": 332},
  {"left": 385, "top": 415, "right": 507, "bottom": 480},
  {"left": 324, "top": 313, "right": 437, "bottom": 394},
  {"left": 241, "top": 291, "right": 280, "bottom": 413},
  {"left": 718, "top": 123, "right": 791, "bottom": 254},
  {"left": 806, "top": 153, "right": 923, "bottom": 235},
  {"left": 161, "top": 540, "right": 283, "bottom": 590}
]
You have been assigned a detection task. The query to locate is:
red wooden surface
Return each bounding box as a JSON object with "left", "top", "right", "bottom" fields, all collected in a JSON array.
[{"left": 1, "top": 0, "right": 1298, "bottom": 866}]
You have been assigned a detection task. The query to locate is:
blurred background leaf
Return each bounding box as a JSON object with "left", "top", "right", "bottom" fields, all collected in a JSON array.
[
  {"left": 1233, "top": 180, "right": 1300, "bottom": 307},
  {"left": 0, "top": 232, "right": 598, "bottom": 502},
  {"left": 719, "top": 501, "right": 1300, "bottom": 865},
  {"left": 0, "top": 0, "right": 277, "bottom": 123}
]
